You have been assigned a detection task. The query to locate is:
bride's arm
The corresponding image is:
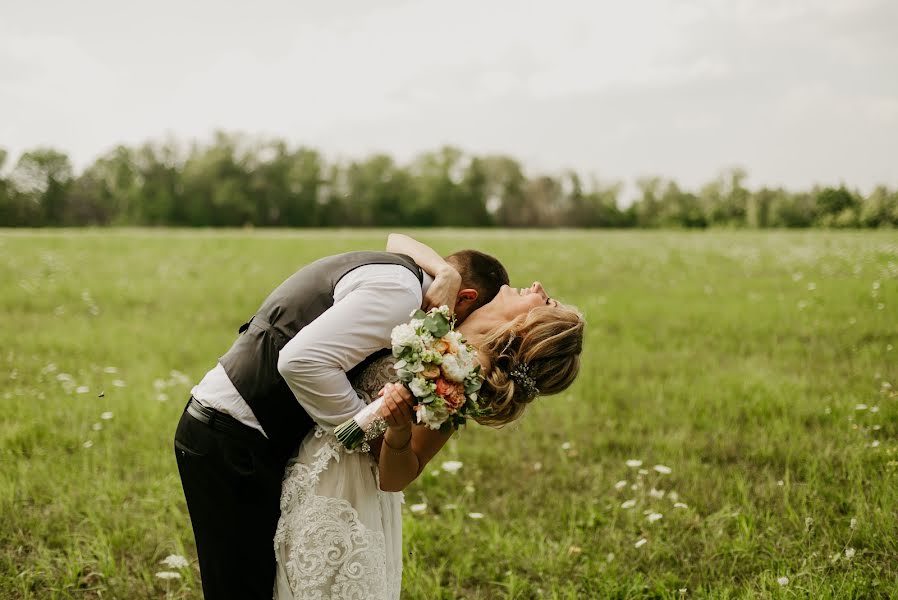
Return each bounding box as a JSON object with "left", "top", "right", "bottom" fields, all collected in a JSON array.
[
  {"left": 378, "top": 424, "right": 452, "bottom": 492},
  {"left": 387, "top": 233, "right": 461, "bottom": 312},
  {"left": 376, "top": 383, "right": 453, "bottom": 492}
]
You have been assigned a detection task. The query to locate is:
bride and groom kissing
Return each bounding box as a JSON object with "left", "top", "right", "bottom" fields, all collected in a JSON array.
[{"left": 174, "top": 233, "right": 585, "bottom": 599}]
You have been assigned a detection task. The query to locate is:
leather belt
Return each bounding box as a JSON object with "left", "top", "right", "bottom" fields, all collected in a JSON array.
[{"left": 185, "top": 396, "right": 263, "bottom": 441}]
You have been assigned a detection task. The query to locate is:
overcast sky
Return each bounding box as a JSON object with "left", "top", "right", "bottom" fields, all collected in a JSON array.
[{"left": 2, "top": 0, "right": 896, "bottom": 198}]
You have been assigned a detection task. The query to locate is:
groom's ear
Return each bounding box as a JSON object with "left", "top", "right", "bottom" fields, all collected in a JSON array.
[
  {"left": 454, "top": 288, "right": 479, "bottom": 321},
  {"left": 457, "top": 288, "right": 478, "bottom": 306}
]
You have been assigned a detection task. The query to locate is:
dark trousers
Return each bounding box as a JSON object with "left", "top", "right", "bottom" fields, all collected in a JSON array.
[{"left": 174, "top": 403, "right": 290, "bottom": 600}]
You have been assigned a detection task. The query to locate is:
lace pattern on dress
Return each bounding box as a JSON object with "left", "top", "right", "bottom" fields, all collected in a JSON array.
[{"left": 274, "top": 355, "right": 403, "bottom": 599}]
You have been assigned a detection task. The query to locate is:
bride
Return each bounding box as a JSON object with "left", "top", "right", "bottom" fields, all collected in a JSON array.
[{"left": 273, "top": 240, "right": 585, "bottom": 599}]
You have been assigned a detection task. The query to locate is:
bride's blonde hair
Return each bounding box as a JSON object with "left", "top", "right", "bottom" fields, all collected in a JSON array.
[{"left": 474, "top": 304, "right": 584, "bottom": 427}]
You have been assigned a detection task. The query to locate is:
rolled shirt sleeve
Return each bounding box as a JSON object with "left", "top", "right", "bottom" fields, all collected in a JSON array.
[{"left": 276, "top": 265, "right": 422, "bottom": 431}]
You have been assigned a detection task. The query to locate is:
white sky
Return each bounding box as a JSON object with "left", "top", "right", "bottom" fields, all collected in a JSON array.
[{"left": 2, "top": 0, "right": 896, "bottom": 199}]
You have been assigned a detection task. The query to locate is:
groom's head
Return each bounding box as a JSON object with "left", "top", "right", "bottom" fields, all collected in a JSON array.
[{"left": 445, "top": 250, "right": 509, "bottom": 323}]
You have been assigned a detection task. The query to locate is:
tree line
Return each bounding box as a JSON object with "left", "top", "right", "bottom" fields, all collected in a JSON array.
[{"left": 1, "top": 132, "right": 896, "bottom": 228}]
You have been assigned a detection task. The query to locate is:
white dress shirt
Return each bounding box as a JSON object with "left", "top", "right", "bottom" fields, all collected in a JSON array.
[{"left": 191, "top": 264, "right": 433, "bottom": 436}]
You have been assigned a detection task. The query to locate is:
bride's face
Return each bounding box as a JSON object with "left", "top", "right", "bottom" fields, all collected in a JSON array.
[{"left": 489, "top": 282, "right": 558, "bottom": 320}]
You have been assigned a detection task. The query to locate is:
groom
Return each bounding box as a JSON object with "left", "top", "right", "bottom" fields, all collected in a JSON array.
[{"left": 175, "top": 245, "right": 509, "bottom": 599}]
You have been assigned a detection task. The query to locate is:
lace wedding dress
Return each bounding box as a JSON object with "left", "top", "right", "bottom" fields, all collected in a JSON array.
[{"left": 273, "top": 356, "right": 403, "bottom": 600}]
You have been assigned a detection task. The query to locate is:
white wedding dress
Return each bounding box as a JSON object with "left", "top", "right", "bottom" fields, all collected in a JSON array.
[{"left": 273, "top": 356, "right": 404, "bottom": 600}]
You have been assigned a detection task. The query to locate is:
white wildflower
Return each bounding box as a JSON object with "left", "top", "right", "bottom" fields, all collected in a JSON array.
[
  {"left": 649, "top": 488, "right": 665, "bottom": 499},
  {"left": 441, "top": 460, "right": 463, "bottom": 474},
  {"left": 82, "top": 440, "right": 93, "bottom": 449},
  {"left": 112, "top": 379, "right": 126, "bottom": 387},
  {"left": 626, "top": 459, "right": 643, "bottom": 468},
  {"left": 668, "top": 491, "right": 680, "bottom": 502},
  {"left": 621, "top": 499, "right": 637, "bottom": 509},
  {"left": 844, "top": 547, "right": 856, "bottom": 559},
  {"left": 155, "top": 571, "right": 181, "bottom": 580},
  {"left": 805, "top": 517, "right": 814, "bottom": 531},
  {"left": 409, "top": 503, "right": 427, "bottom": 513},
  {"left": 100, "top": 411, "right": 114, "bottom": 420},
  {"left": 532, "top": 462, "right": 542, "bottom": 471},
  {"left": 870, "top": 406, "right": 879, "bottom": 413},
  {"left": 606, "top": 552, "right": 615, "bottom": 563},
  {"left": 653, "top": 464, "right": 672, "bottom": 475},
  {"left": 103, "top": 366, "right": 118, "bottom": 374},
  {"left": 638, "top": 468, "right": 649, "bottom": 475},
  {"left": 561, "top": 442, "right": 572, "bottom": 451},
  {"left": 634, "top": 538, "right": 647, "bottom": 548},
  {"left": 870, "top": 440, "right": 880, "bottom": 448},
  {"left": 468, "top": 512, "right": 484, "bottom": 519},
  {"left": 614, "top": 480, "right": 628, "bottom": 490},
  {"left": 161, "top": 554, "right": 189, "bottom": 569},
  {"left": 850, "top": 518, "right": 857, "bottom": 530},
  {"left": 647, "top": 512, "right": 663, "bottom": 523},
  {"left": 855, "top": 404, "right": 868, "bottom": 411},
  {"left": 76, "top": 386, "right": 89, "bottom": 394},
  {"left": 777, "top": 576, "right": 789, "bottom": 586},
  {"left": 92, "top": 423, "right": 102, "bottom": 431},
  {"left": 674, "top": 502, "right": 688, "bottom": 509}
]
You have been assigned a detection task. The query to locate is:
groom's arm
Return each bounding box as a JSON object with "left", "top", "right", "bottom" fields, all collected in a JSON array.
[{"left": 276, "top": 265, "right": 423, "bottom": 431}]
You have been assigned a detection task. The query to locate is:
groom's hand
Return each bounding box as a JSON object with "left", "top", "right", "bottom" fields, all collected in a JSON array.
[{"left": 423, "top": 266, "right": 462, "bottom": 313}]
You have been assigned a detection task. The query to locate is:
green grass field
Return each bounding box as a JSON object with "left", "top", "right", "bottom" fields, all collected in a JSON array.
[{"left": 2, "top": 229, "right": 897, "bottom": 599}]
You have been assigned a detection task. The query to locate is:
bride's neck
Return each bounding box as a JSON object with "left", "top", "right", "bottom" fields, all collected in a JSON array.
[{"left": 457, "top": 313, "right": 502, "bottom": 371}]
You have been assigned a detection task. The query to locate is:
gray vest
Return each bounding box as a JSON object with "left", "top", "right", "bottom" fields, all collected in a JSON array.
[{"left": 219, "top": 251, "right": 423, "bottom": 452}]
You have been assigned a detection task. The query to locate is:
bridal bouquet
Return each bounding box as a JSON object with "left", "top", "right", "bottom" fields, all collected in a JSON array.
[{"left": 334, "top": 306, "right": 484, "bottom": 451}]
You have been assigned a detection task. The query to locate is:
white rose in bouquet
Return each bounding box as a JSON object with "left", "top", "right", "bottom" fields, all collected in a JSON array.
[
  {"left": 417, "top": 402, "right": 451, "bottom": 430},
  {"left": 409, "top": 376, "right": 431, "bottom": 398},
  {"left": 440, "top": 354, "right": 468, "bottom": 382}
]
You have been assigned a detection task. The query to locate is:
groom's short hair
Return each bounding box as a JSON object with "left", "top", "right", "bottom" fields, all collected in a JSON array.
[{"left": 445, "top": 250, "right": 509, "bottom": 312}]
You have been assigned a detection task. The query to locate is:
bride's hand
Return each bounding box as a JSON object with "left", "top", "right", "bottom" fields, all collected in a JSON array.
[
  {"left": 424, "top": 266, "right": 462, "bottom": 313},
  {"left": 379, "top": 382, "right": 415, "bottom": 430}
]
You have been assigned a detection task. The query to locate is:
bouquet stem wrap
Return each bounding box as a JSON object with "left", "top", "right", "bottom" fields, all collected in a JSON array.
[{"left": 334, "top": 397, "right": 390, "bottom": 451}]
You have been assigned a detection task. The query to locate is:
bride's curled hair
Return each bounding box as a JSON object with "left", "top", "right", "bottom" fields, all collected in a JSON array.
[{"left": 475, "top": 304, "right": 584, "bottom": 427}]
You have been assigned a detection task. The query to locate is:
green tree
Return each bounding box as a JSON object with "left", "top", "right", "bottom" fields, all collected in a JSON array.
[
  {"left": 181, "top": 132, "right": 254, "bottom": 226},
  {"left": 769, "top": 190, "right": 816, "bottom": 227},
  {"left": 481, "top": 155, "right": 527, "bottom": 227},
  {"left": 657, "top": 181, "right": 707, "bottom": 228},
  {"left": 634, "top": 176, "right": 664, "bottom": 227},
  {"left": 10, "top": 149, "right": 74, "bottom": 226},
  {"left": 814, "top": 186, "right": 859, "bottom": 227}
]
